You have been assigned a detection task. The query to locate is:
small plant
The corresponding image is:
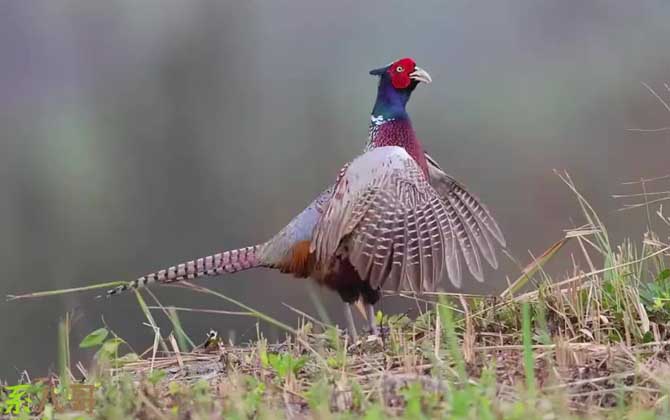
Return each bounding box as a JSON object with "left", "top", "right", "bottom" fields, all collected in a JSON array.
[
  {"left": 242, "top": 376, "right": 266, "bottom": 415},
  {"left": 79, "top": 327, "right": 138, "bottom": 368},
  {"left": 306, "top": 378, "right": 331, "bottom": 416},
  {"left": 79, "top": 327, "right": 109, "bottom": 348},
  {"left": 147, "top": 369, "right": 166, "bottom": 386},
  {"left": 641, "top": 269, "right": 670, "bottom": 319},
  {"left": 323, "top": 326, "right": 347, "bottom": 369},
  {"left": 263, "top": 353, "right": 307, "bottom": 381},
  {"left": 400, "top": 381, "right": 441, "bottom": 419},
  {"left": 522, "top": 302, "right": 536, "bottom": 399}
]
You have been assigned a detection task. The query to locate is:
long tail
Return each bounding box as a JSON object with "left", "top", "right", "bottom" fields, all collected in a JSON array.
[{"left": 106, "top": 244, "right": 264, "bottom": 297}]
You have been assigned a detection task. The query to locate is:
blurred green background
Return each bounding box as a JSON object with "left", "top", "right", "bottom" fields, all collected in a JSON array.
[{"left": 2, "top": 0, "right": 669, "bottom": 379}]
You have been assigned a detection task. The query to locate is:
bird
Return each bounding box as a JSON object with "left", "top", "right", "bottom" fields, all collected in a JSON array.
[
  {"left": 107, "top": 57, "right": 505, "bottom": 340},
  {"left": 200, "top": 329, "right": 224, "bottom": 353}
]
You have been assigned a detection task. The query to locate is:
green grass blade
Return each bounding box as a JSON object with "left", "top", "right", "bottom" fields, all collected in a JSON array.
[
  {"left": 501, "top": 238, "right": 569, "bottom": 298},
  {"left": 182, "top": 282, "right": 295, "bottom": 333},
  {"left": 307, "top": 283, "right": 332, "bottom": 326},
  {"left": 522, "top": 302, "right": 536, "bottom": 399},
  {"left": 142, "top": 287, "right": 196, "bottom": 351},
  {"left": 134, "top": 290, "right": 169, "bottom": 353},
  {"left": 58, "top": 312, "right": 71, "bottom": 388},
  {"left": 7, "top": 281, "right": 127, "bottom": 301},
  {"left": 167, "top": 306, "right": 195, "bottom": 351},
  {"left": 438, "top": 297, "right": 466, "bottom": 382}
]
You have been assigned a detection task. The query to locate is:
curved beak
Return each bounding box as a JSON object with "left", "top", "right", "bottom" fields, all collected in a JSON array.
[{"left": 409, "top": 66, "right": 432, "bottom": 84}]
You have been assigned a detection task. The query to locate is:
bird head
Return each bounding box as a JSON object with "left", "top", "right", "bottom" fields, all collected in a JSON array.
[
  {"left": 369, "top": 57, "right": 432, "bottom": 91},
  {"left": 369, "top": 57, "right": 431, "bottom": 120}
]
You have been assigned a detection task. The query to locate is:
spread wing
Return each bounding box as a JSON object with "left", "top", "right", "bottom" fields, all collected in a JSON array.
[
  {"left": 425, "top": 153, "right": 506, "bottom": 282},
  {"left": 311, "top": 146, "right": 461, "bottom": 291}
]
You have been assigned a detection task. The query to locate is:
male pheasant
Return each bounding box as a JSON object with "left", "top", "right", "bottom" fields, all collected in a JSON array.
[{"left": 108, "top": 58, "right": 505, "bottom": 338}]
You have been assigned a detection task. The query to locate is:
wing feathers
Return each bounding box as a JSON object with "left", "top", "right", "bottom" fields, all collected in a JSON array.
[
  {"left": 386, "top": 205, "right": 407, "bottom": 290},
  {"left": 425, "top": 154, "right": 506, "bottom": 282},
  {"left": 312, "top": 147, "right": 505, "bottom": 292},
  {"left": 453, "top": 184, "right": 505, "bottom": 246},
  {"left": 447, "top": 190, "right": 484, "bottom": 282},
  {"left": 426, "top": 196, "right": 447, "bottom": 291},
  {"left": 443, "top": 196, "right": 463, "bottom": 288}
]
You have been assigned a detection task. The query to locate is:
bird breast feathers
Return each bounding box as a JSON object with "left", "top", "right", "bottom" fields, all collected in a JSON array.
[{"left": 334, "top": 146, "right": 419, "bottom": 193}]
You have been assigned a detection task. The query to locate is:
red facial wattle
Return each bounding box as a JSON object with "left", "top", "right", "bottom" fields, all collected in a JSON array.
[{"left": 388, "top": 58, "right": 416, "bottom": 89}]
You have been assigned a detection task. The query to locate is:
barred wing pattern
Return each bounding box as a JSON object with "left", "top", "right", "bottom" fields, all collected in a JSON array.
[
  {"left": 312, "top": 146, "right": 461, "bottom": 292},
  {"left": 425, "top": 153, "right": 506, "bottom": 282}
]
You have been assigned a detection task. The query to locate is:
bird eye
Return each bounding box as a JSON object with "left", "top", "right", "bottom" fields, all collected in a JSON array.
[{"left": 396, "top": 66, "right": 404, "bottom": 73}]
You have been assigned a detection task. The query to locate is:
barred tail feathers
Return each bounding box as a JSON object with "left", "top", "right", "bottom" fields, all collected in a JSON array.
[{"left": 106, "top": 244, "right": 263, "bottom": 297}]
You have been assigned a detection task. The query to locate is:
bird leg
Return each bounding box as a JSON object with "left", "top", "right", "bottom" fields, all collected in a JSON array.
[
  {"left": 343, "top": 303, "right": 358, "bottom": 343},
  {"left": 365, "top": 303, "right": 379, "bottom": 336}
]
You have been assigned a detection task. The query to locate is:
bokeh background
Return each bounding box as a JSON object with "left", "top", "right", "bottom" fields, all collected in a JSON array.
[{"left": 2, "top": 0, "right": 669, "bottom": 379}]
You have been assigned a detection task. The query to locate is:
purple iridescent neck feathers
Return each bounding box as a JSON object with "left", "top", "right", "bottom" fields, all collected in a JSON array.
[
  {"left": 367, "top": 119, "right": 428, "bottom": 175},
  {"left": 366, "top": 72, "right": 427, "bottom": 174}
]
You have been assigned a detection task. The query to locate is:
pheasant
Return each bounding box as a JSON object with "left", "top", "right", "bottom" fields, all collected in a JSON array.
[{"left": 108, "top": 57, "right": 506, "bottom": 338}]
